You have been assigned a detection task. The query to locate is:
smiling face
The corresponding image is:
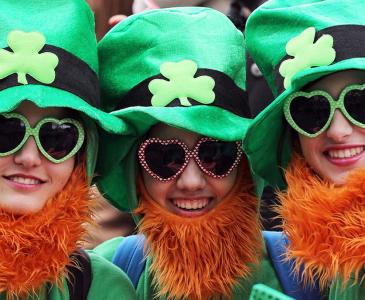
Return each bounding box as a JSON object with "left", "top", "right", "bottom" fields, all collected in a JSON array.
[
  {"left": 0, "top": 101, "right": 76, "bottom": 214},
  {"left": 299, "top": 70, "right": 365, "bottom": 185},
  {"left": 141, "top": 124, "right": 239, "bottom": 217}
]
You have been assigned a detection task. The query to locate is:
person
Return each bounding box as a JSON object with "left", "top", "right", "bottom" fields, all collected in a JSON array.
[
  {"left": 245, "top": 0, "right": 365, "bottom": 298},
  {"left": 0, "top": 0, "right": 136, "bottom": 299},
  {"left": 94, "top": 7, "right": 286, "bottom": 300}
]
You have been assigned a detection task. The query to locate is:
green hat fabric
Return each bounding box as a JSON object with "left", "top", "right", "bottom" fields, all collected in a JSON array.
[
  {"left": 96, "top": 7, "right": 259, "bottom": 211},
  {"left": 0, "top": 0, "right": 126, "bottom": 177},
  {"left": 244, "top": 0, "right": 365, "bottom": 189}
]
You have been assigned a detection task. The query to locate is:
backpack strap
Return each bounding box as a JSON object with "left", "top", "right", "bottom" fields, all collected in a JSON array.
[
  {"left": 263, "top": 231, "right": 321, "bottom": 300},
  {"left": 67, "top": 249, "right": 92, "bottom": 300},
  {"left": 112, "top": 234, "right": 147, "bottom": 288}
]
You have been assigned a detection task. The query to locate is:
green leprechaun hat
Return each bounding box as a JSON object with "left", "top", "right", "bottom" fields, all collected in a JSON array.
[
  {"left": 244, "top": 0, "right": 365, "bottom": 189},
  {"left": 96, "top": 7, "right": 259, "bottom": 212},
  {"left": 0, "top": 0, "right": 126, "bottom": 178}
]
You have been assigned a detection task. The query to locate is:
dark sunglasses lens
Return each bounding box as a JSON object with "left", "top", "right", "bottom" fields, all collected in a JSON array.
[
  {"left": 39, "top": 122, "right": 80, "bottom": 160},
  {"left": 344, "top": 89, "right": 365, "bottom": 124},
  {"left": 198, "top": 141, "right": 238, "bottom": 176},
  {"left": 290, "top": 95, "right": 331, "bottom": 134},
  {"left": 144, "top": 143, "right": 185, "bottom": 179},
  {"left": 0, "top": 116, "right": 26, "bottom": 153}
]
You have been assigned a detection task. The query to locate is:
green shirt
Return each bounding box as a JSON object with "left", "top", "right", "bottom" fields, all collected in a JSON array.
[
  {"left": 0, "top": 251, "right": 137, "bottom": 300},
  {"left": 329, "top": 276, "right": 365, "bottom": 300}
]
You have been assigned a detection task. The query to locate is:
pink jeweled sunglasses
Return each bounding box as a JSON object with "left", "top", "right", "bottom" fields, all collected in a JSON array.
[{"left": 138, "top": 137, "right": 243, "bottom": 181}]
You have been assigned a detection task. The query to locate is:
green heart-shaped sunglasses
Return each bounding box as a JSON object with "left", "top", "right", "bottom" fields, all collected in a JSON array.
[
  {"left": 0, "top": 113, "right": 84, "bottom": 163},
  {"left": 284, "top": 83, "right": 365, "bottom": 138}
]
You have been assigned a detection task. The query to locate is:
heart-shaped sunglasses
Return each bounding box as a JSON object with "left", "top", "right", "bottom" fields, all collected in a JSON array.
[
  {"left": 138, "top": 137, "right": 242, "bottom": 181},
  {"left": 284, "top": 83, "right": 365, "bottom": 137},
  {"left": 0, "top": 113, "right": 84, "bottom": 163}
]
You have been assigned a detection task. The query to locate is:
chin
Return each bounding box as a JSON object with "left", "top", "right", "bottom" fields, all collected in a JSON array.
[
  {"left": 318, "top": 169, "right": 348, "bottom": 186},
  {"left": 0, "top": 200, "right": 44, "bottom": 215}
]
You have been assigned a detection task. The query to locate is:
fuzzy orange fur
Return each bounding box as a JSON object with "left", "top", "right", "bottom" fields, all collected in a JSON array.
[
  {"left": 0, "top": 164, "right": 93, "bottom": 299},
  {"left": 135, "top": 163, "right": 262, "bottom": 300},
  {"left": 277, "top": 154, "right": 365, "bottom": 289}
]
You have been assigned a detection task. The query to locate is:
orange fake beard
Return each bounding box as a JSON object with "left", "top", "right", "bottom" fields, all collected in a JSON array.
[
  {"left": 277, "top": 154, "right": 365, "bottom": 289},
  {"left": 0, "top": 164, "right": 93, "bottom": 299},
  {"left": 135, "top": 165, "right": 261, "bottom": 300}
]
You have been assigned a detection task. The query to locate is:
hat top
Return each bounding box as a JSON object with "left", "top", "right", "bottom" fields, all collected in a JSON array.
[
  {"left": 0, "top": 0, "right": 97, "bottom": 72},
  {"left": 99, "top": 6, "right": 248, "bottom": 112},
  {"left": 247, "top": 0, "right": 365, "bottom": 96}
]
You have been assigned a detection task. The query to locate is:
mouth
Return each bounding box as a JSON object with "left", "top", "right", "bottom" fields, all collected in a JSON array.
[
  {"left": 172, "top": 198, "right": 210, "bottom": 210},
  {"left": 4, "top": 175, "right": 46, "bottom": 186},
  {"left": 324, "top": 145, "right": 365, "bottom": 165},
  {"left": 169, "top": 197, "right": 215, "bottom": 217},
  {"left": 325, "top": 146, "right": 364, "bottom": 159}
]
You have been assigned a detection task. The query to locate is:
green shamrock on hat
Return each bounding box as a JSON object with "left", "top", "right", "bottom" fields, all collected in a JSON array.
[
  {"left": 279, "top": 27, "right": 336, "bottom": 89},
  {"left": 149, "top": 60, "right": 215, "bottom": 107},
  {"left": 0, "top": 30, "right": 59, "bottom": 85}
]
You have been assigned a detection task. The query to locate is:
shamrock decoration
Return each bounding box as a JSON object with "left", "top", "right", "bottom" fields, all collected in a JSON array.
[
  {"left": 0, "top": 30, "right": 59, "bottom": 85},
  {"left": 279, "top": 27, "right": 336, "bottom": 89},
  {"left": 148, "top": 60, "right": 215, "bottom": 107}
]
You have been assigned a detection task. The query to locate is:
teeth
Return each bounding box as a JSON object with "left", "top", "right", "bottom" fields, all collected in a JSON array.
[
  {"left": 173, "top": 199, "right": 209, "bottom": 210},
  {"left": 328, "top": 147, "right": 363, "bottom": 159},
  {"left": 9, "top": 176, "right": 41, "bottom": 185}
]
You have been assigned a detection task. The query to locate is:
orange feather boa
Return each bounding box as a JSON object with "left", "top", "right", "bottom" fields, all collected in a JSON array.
[
  {"left": 277, "top": 154, "right": 365, "bottom": 289},
  {"left": 0, "top": 164, "right": 93, "bottom": 299},
  {"left": 135, "top": 164, "right": 261, "bottom": 300}
]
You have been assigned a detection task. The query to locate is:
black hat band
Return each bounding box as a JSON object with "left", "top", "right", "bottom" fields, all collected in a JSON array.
[
  {"left": 274, "top": 25, "right": 365, "bottom": 94},
  {"left": 115, "top": 69, "right": 251, "bottom": 118},
  {"left": 0, "top": 44, "right": 99, "bottom": 107}
]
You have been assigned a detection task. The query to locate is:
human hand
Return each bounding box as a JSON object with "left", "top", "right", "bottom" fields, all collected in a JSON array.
[{"left": 108, "top": 14, "right": 127, "bottom": 26}]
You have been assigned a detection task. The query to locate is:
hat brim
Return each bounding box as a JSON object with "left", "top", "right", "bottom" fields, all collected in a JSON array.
[
  {"left": 0, "top": 84, "right": 126, "bottom": 133},
  {"left": 112, "top": 105, "right": 251, "bottom": 141},
  {"left": 244, "top": 90, "right": 291, "bottom": 190}
]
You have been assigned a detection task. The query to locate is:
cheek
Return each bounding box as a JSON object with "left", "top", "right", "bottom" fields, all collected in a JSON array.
[
  {"left": 209, "top": 168, "right": 238, "bottom": 199},
  {"left": 142, "top": 170, "right": 170, "bottom": 206},
  {"left": 299, "top": 134, "right": 322, "bottom": 163},
  {"left": 356, "top": 127, "right": 365, "bottom": 137},
  {"left": 0, "top": 156, "right": 12, "bottom": 170},
  {"left": 47, "top": 157, "right": 75, "bottom": 195}
]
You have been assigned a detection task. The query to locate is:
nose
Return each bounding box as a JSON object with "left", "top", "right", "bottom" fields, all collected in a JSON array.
[
  {"left": 326, "top": 110, "right": 353, "bottom": 142},
  {"left": 176, "top": 158, "right": 206, "bottom": 192},
  {"left": 14, "top": 137, "right": 42, "bottom": 168}
]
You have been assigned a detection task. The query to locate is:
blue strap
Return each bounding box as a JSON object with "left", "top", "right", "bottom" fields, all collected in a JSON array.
[
  {"left": 263, "top": 231, "right": 322, "bottom": 300},
  {"left": 112, "top": 234, "right": 146, "bottom": 288}
]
